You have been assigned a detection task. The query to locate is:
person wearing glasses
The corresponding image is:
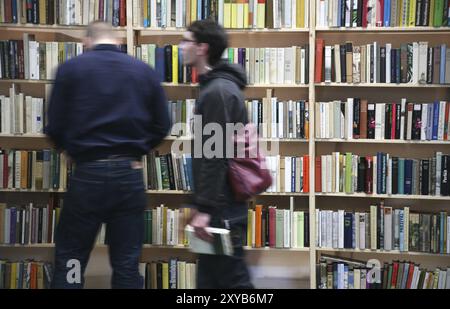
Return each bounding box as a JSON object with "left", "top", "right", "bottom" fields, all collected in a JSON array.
[{"left": 179, "top": 20, "right": 253, "bottom": 289}]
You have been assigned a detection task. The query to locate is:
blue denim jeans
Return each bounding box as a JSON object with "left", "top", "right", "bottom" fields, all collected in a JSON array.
[{"left": 51, "top": 159, "right": 146, "bottom": 289}]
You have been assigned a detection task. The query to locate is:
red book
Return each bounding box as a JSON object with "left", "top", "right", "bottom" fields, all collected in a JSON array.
[
  {"left": 303, "top": 155, "right": 309, "bottom": 193},
  {"left": 390, "top": 261, "right": 399, "bottom": 288},
  {"left": 315, "top": 156, "right": 321, "bottom": 192},
  {"left": 406, "top": 263, "right": 415, "bottom": 289},
  {"left": 119, "top": 0, "right": 126, "bottom": 26},
  {"left": 391, "top": 103, "right": 396, "bottom": 139},
  {"left": 255, "top": 205, "right": 262, "bottom": 248},
  {"left": 191, "top": 67, "right": 198, "bottom": 84},
  {"left": 314, "top": 39, "right": 325, "bottom": 83},
  {"left": 362, "top": 0, "right": 368, "bottom": 28}
]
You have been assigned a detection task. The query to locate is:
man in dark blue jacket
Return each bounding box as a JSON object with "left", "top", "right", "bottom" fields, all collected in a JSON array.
[{"left": 46, "top": 21, "right": 170, "bottom": 289}]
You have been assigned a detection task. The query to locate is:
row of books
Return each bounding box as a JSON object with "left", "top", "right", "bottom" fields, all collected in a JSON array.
[
  {"left": 315, "top": 99, "right": 450, "bottom": 141},
  {"left": 0, "top": 149, "right": 73, "bottom": 190},
  {"left": 316, "top": 205, "right": 450, "bottom": 253},
  {"left": 315, "top": 152, "right": 450, "bottom": 196},
  {"left": 246, "top": 99, "right": 309, "bottom": 139},
  {"left": 132, "top": 0, "right": 310, "bottom": 29},
  {"left": 0, "top": 259, "right": 53, "bottom": 289},
  {"left": 246, "top": 206, "right": 310, "bottom": 248},
  {"left": 0, "top": 35, "right": 83, "bottom": 80},
  {"left": 317, "top": 255, "right": 450, "bottom": 289},
  {"left": 316, "top": 0, "right": 450, "bottom": 28},
  {"left": 315, "top": 40, "right": 450, "bottom": 85},
  {"left": 0, "top": 0, "right": 127, "bottom": 26},
  {"left": 223, "top": 46, "right": 310, "bottom": 85},
  {"left": 140, "top": 259, "right": 197, "bottom": 289},
  {"left": 0, "top": 197, "right": 63, "bottom": 245},
  {"left": 135, "top": 44, "right": 310, "bottom": 85},
  {"left": 0, "top": 85, "right": 45, "bottom": 135}
]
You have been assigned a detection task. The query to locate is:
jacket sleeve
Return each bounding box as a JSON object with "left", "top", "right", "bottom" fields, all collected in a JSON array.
[
  {"left": 194, "top": 88, "right": 238, "bottom": 210},
  {"left": 147, "top": 78, "right": 171, "bottom": 150},
  {"left": 45, "top": 66, "right": 70, "bottom": 150}
]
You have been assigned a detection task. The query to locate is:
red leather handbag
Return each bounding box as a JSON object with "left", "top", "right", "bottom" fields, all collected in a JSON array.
[{"left": 228, "top": 124, "right": 272, "bottom": 201}]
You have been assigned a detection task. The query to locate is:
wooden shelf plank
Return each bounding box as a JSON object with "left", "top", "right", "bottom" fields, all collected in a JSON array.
[
  {"left": 315, "top": 82, "right": 450, "bottom": 88},
  {"left": 317, "top": 248, "right": 450, "bottom": 257},
  {"left": 316, "top": 192, "right": 450, "bottom": 201},
  {"left": 316, "top": 139, "right": 450, "bottom": 145},
  {"left": 316, "top": 27, "right": 450, "bottom": 32}
]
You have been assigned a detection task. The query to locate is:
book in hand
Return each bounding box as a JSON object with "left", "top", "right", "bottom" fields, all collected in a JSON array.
[{"left": 185, "top": 225, "right": 234, "bottom": 256}]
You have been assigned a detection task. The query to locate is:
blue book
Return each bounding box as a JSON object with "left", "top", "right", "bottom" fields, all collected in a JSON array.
[
  {"left": 427, "top": 103, "right": 433, "bottom": 141},
  {"left": 113, "top": 0, "right": 120, "bottom": 27},
  {"left": 337, "top": 0, "right": 342, "bottom": 27},
  {"left": 348, "top": 267, "right": 354, "bottom": 289},
  {"left": 404, "top": 159, "right": 413, "bottom": 194},
  {"left": 291, "top": 158, "right": 296, "bottom": 192},
  {"left": 344, "top": 212, "right": 353, "bottom": 248},
  {"left": 398, "top": 158, "right": 405, "bottom": 194},
  {"left": 155, "top": 47, "right": 166, "bottom": 83},
  {"left": 197, "top": 0, "right": 203, "bottom": 20},
  {"left": 440, "top": 44, "right": 446, "bottom": 84},
  {"left": 12, "top": 0, "right": 18, "bottom": 23},
  {"left": 432, "top": 101, "right": 440, "bottom": 140},
  {"left": 384, "top": 0, "right": 391, "bottom": 27},
  {"left": 344, "top": 265, "right": 349, "bottom": 289}
]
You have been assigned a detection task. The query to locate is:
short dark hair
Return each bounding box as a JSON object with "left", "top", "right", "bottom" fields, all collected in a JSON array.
[{"left": 187, "top": 20, "right": 228, "bottom": 66}]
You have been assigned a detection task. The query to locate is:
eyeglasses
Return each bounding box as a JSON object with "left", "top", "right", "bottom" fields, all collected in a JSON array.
[{"left": 180, "top": 38, "right": 197, "bottom": 44}]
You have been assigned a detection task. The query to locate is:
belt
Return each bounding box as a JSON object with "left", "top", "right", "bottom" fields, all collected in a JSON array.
[{"left": 95, "top": 154, "right": 141, "bottom": 162}]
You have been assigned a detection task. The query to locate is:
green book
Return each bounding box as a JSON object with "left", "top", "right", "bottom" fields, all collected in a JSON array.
[
  {"left": 386, "top": 263, "right": 393, "bottom": 289},
  {"left": 434, "top": 0, "right": 444, "bottom": 26},
  {"left": 345, "top": 152, "right": 352, "bottom": 193}
]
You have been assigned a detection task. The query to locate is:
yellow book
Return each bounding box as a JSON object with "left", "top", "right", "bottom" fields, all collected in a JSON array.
[
  {"left": 429, "top": 0, "right": 435, "bottom": 27},
  {"left": 143, "top": 0, "right": 148, "bottom": 26},
  {"left": 11, "top": 263, "right": 17, "bottom": 289},
  {"left": 408, "top": 0, "right": 416, "bottom": 26},
  {"left": 39, "top": 0, "right": 46, "bottom": 24},
  {"left": 236, "top": 0, "right": 244, "bottom": 28},
  {"left": 224, "top": 0, "right": 231, "bottom": 28},
  {"left": 257, "top": 0, "right": 265, "bottom": 28},
  {"left": 298, "top": 0, "right": 305, "bottom": 28},
  {"left": 243, "top": 0, "right": 249, "bottom": 28},
  {"left": 162, "top": 262, "right": 169, "bottom": 289},
  {"left": 231, "top": 0, "right": 238, "bottom": 28},
  {"left": 172, "top": 45, "right": 178, "bottom": 85},
  {"left": 37, "top": 263, "right": 44, "bottom": 289},
  {"left": 247, "top": 208, "right": 253, "bottom": 246},
  {"left": 191, "top": 0, "right": 197, "bottom": 22}
]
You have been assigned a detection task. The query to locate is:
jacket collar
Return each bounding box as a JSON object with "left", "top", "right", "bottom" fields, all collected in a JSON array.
[{"left": 92, "top": 44, "right": 122, "bottom": 52}]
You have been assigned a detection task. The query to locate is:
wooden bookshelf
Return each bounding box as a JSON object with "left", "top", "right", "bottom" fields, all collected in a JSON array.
[{"left": 2, "top": 0, "right": 450, "bottom": 290}]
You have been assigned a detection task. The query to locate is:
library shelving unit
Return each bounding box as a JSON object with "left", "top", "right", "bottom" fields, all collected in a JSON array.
[{"left": 1, "top": 0, "right": 450, "bottom": 289}]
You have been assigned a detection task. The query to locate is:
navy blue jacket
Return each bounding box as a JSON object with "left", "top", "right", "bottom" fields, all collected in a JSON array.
[{"left": 46, "top": 44, "right": 171, "bottom": 162}]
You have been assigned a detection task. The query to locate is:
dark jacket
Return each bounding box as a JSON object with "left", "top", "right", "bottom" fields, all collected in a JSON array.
[
  {"left": 46, "top": 44, "right": 171, "bottom": 162},
  {"left": 192, "top": 61, "right": 248, "bottom": 215}
]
